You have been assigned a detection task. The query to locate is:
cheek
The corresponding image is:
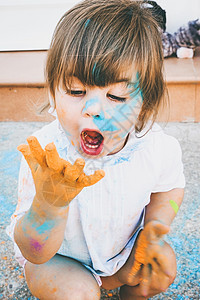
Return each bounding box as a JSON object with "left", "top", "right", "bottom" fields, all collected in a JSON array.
[
  {"left": 56, "top": 100, "right": 76, "bottom": 124},
  {"left": 56, "top": 107, "right": 68, "bottom": 120},
  {"left": 56, "top": 105, "right": 74, "bottom": 138},
  {"left": 56, "top": 97, "right": 67, "bottom": 118},
  {"left": 111, "top": 99, "right": 142, "bottom": 137}
]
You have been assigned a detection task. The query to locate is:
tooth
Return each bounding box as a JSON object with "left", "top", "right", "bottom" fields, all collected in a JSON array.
[{"left": 85, "top": 143, "right": 99, "bottom": 149}]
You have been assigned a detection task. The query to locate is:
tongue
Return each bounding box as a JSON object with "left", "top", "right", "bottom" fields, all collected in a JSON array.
[
  {"left": 85, "top": 131, "right": 102, "bottom": 145},
  {"left": 86, "top": 131, "right": 99, "bottom": 138}
]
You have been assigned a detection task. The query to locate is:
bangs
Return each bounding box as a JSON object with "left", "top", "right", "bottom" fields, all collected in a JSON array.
[
  {"left": 53, "top": 2, "right": 144, "bottom": 90},
  {"left": 62, "top": 54, "right": 134, "bottom": 89}
]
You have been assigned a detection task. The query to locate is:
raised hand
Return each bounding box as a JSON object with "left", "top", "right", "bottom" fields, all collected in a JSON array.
[{"left": 18, "top": 136, "right": 105, "bottom": 207}]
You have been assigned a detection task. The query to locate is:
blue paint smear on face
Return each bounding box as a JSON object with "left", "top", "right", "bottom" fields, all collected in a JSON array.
[
  {"left": 83, "top": 97, "right": 105, "bottom": 120},
  {"left": 83, "top": 83, "right": 142, "bottom": 135},
  {"left": 83, "top": 97, "right": 99, "bottom": 113},
  {"left": 83, "top": 97, "right": 134, "bottom": 133},
  {"left": 102, "top": 94, "right": 142, "bottom": 138}
]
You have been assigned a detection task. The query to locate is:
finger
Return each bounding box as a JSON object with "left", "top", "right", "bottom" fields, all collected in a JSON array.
[
  {"left": 149, "top": 268, "right": 170, "bottom": 293},
  {"left": 77, "top": 169, "right": 105, "bottom": 187},
  {"left": 128, "top": 260, "right": 142, "bottom": 282},
  {"left": 17, "top": 144, "right": 38, "bottom": 173},
  {"left": 150, "top": 257, "right": 171, "bottom": 287},
  {"left": 153, "top": 222, "right": 170, "bottom": 236},
  {"left": 45, "top": 142, "right": 65, "bottom": 172},
  {"left": 152, "top": 251, "right": 173, "bottom": 278},
  {"left": 148, "top": 222, "right": 170, "bottom": 241},
  {"left": 123, "top": 284, "right": 159, "bottom": 298},
  {"left": 64, "top": 158, "right": 85, "bottom": 181},
  {"left": 27, "top": 136, "right": 46, "bottom": 167},
  {"left": 140, "top": 264, "right": 152, "bottom": 297},
  {"left": 74, "top": 158, "right": 85, "bottom": 174}
]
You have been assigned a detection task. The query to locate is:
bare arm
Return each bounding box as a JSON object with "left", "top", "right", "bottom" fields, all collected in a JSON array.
[
  {"left": 14, "top": 197, "right": 69, "bottom": 264},
  {"left": 14, "top": 136, "right": 104, "bottom": 264},
  {"left": 145, "top": 188, "right": 184, "bottom": 225}
]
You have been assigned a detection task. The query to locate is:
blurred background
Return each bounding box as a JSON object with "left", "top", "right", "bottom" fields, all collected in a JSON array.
[{"left": 0, "top": 0, "right": 199, "bottom": 51}]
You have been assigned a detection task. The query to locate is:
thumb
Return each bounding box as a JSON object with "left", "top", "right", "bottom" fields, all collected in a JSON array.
[
  {"left": 152, "top": 221, "right": 170, "bottom": 238},
  {"left": 144, "top": 220, "right": 170, "bottom": 241}
]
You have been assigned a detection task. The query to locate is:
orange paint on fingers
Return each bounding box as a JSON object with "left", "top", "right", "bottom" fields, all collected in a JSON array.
[
  {"left": 78, "top": 169, "right": 105, "bottom": 187},
  {"left": 140, "top": 264, "right": 151, "bottom": 297},
  {"left": 74, "top": 158, "right": 85, "bottom": 171},
  {"left": 17, "top": 143, "right": 38, "bottom": 174},
  {"left": 128, "top": 260, "right": 142, "bottom": 279},
  {"left": 17, "top": 144, "right": 31, "bottom": 156},
  {"left": 45, "top": 142, "right": 65, "bottom": 172},
  {"left": 67, "top": 158, "right": 86, "bottom": 181},
  {"left": 27, "top": 136, "right": 46, "bottom": 167}
]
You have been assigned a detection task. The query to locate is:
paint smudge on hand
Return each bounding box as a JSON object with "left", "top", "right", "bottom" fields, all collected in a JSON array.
[{"left": 18, "top": 136, "right": 105, "bottom": 207}]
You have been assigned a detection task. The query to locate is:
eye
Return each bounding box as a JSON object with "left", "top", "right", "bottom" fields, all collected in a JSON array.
[
  {"left": 66, "top": 90, "right": 86, "bottom": 97},
  {"left": 107, "top": 93, "right": 127, "bottom": 102}
]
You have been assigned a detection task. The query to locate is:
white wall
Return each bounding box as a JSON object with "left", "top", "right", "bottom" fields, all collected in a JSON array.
[
  {"left": 0, "top": 0, "right": 80, "bottom": 51},
  {"left": 0, "top": 0, "right": 199, "bottom": 51},
  {"left": 157, "top": 0, "right": 200, "bottom": 33}
]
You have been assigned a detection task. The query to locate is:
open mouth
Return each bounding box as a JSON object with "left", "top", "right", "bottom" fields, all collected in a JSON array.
[{"left": 80, "top": 129, "right": 104, "bottom": 156}]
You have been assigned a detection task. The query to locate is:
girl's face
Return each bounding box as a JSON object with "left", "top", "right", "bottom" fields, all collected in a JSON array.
[{"left": 55, "top": 74, "right": 142, "bottom": 158}]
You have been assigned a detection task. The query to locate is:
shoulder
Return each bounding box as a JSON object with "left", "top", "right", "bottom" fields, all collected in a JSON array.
[
  {"left": 134, "top": 123, "right": 181, "bottom": 156},
  {"left": 150, "top": 124, "right": 182, "bottom": 159},
  {"left": 128, "top": 123, "right": 183, "bottom": 172}
]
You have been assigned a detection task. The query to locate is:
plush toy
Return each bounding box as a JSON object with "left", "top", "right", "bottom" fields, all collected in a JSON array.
[
  {"left": 162, "top": 19, "right": 200, "bottom": 58},
  {"left": 145, "top": 1, "right": 200, "bottom": 58}
]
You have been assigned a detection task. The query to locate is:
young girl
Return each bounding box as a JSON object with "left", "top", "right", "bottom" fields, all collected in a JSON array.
[{"left": 7, "top": 0, "right": 185, "bottom": 299}]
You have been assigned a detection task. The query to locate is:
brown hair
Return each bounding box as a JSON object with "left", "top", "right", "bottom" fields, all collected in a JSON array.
[{"left": 45, "top": 0, "right": 167, "bottom": 132}]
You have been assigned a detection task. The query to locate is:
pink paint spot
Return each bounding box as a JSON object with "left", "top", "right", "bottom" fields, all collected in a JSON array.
[{"left": 30, "top": 239, "right": 43, "bottom": 251}]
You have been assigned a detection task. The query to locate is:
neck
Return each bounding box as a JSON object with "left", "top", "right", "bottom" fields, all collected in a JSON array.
[{"left": 107, "top": 133, "right": 130, "bottom": 156}]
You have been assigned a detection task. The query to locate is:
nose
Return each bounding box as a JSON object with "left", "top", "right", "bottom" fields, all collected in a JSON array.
[{"left": 82, "top": 97, "right": 104, "bottom": 119}]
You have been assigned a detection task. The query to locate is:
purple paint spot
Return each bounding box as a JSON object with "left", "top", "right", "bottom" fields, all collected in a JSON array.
[{"left": 30, "top": 239, "right": 43, "bottom": 251}]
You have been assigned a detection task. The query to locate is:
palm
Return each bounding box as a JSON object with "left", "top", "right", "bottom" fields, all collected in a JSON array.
[{"left": 18, "top": 136, "right": 105, "bottom": 207}]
